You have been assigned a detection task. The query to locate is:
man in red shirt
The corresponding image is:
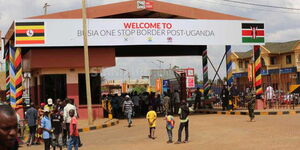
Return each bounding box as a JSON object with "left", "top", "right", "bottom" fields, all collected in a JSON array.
[{"left": 67, "top": 109, "right": 79, "bottom": 150}]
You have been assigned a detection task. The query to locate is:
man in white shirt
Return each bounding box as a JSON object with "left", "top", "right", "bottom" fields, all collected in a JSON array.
[{"left": 265, "top": 85, "right": 274, "bottom": 109}]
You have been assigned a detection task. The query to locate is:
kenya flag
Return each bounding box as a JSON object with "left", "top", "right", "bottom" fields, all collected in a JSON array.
[{"left": 242, "top": 23, "right": 264, "bottom": 43}]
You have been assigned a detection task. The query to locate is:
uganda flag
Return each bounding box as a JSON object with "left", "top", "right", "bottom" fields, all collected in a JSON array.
[
  {"left": 242, "top": 23, "right": 264, "bottom": 43},
  {"left": 15, "top": 22, "right": 45, "bottom": 44}
]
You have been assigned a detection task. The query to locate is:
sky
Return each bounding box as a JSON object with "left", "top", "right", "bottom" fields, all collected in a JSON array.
[{"left": 0, "top": 0, "right": 299, "bottom": 81}]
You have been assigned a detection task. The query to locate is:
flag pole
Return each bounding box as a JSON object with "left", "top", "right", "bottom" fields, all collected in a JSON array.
[{"left": 82, "top": 0, "right": 93, "bottom": 125}]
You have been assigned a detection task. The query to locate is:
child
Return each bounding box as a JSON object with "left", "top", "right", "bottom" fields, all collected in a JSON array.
[
  {"left": 165, "top": 114, "right": 175, "bottom": 143},
  {"left": 51, "top": 106, "right": 63, "bottom": 150},
  {"left": 68, "top": 109, "right": 79, "bottom": 150},
  {"left": 41, "top": 108, "right": 52, "bottom": 150},
  {"left": 146, "top": 106, "right": 157, "bottom": 139}
]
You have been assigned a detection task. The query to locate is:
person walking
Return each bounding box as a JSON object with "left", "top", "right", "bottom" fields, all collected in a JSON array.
[
  {"left": 265, "top": 85, "right": 275, "bottom": 109},
  {"left": 220, "top": 84, "right": 229, "bottom": 111},
  {"left": 36, "top": 103, "right": 46, "bottom": 145},
  {"left": 63, "top": 99, "right": 77, "bottom": 146},
  {"left": 247, "top": 88, "right": 256, "bottom": 122},
  {"left": 132, "top": 92, "right": 141, "bottom": 117},
  {"left": 123, "top": 95, "right": 134, "bottom": 127},
  {"left": 194, "top": 88, "right": 202, "bottom": 110},
  {"left": 44, "top": 98, "right": 54, "bottom": 112},
  {"left": 175, "top": 100, "right": 193, "bottom": 144},
  {"left": 172, "top": 90, "right": 180, "bottom": 114},
  {"left": 25, "top": 103, "right": 38, "bottom": 146},
  {"left": 67, "top": 109, "right": 79, "bottom": 150},
  {"left": 146, "top": 106, "right": 157, "bottom": 139},
  {"left": 230, "top": 84, "right": 239, "bottom": 109},
  {"left": 41, "top": 108, "right": 53, "bottom": 150},
  {"left": 163, "top": 92, "right": 170, "bottom": 115},
  {"left": 111, "top": 94, "right": 120, "bottom": 119},
  {"left": 165, "top": 114, "right": 175, "bottom": 143}
]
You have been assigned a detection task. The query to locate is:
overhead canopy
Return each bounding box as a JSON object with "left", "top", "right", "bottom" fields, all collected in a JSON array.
[{"left": 5, "top": 0, "right": 253, "bottom": 43}]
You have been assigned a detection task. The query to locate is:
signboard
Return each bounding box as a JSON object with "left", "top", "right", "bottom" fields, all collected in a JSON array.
[
  {"left": 186, "top": 68, "right": 194, "bottom": 77},
  {"left": 155, "top": 78, "right": 162, "bottom": 93},
  {"left": 163, "top": 80, "right": 169, "bottom": 88},
  {"left": 162, "top": 80, "right": 170, "bottom": 93},
  {"left": 137, "top": 0, "right": 154, "bottom": 9},
  {"left": 186, "top": 77, "right": 195, "bottom": 88},
  {"left": 15, "top": 19, "right": 265, "bottom": 47}
]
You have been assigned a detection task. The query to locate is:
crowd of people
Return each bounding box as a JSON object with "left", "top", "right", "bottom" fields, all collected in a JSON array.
[
  {"left": 101, "top": 90, "right": 183, "bottom": 120},
  {"left": 219, "top": 83, "right": 299, "bottom": 111},
  {"left": 18, "top": 98, "right": 81, "bottom": 150},
  {"left": 102, "top": 90, "right": 195, "bottom": 144}
]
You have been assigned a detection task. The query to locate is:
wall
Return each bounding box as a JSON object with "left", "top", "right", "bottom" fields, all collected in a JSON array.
[{"left": 23, "top": 47, "right": 116, "bottom": 69}]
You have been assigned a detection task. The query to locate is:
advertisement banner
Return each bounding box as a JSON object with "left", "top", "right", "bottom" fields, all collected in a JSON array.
[
  {"left": 186, "top": 77, "right": 195, "bottom": 88},
  {"left": 248, "top": 64, "right": 253, "bottom": 82},
  {"left": 155, "top": 78, "right": 162, "bottom": 93},
  {"left": 15, "top": 19, "right": 265, "bottom": 47}
]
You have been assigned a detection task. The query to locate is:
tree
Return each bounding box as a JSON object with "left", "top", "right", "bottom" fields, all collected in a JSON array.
[
  {"left": 131, "top": 86, "right": 147, "bottom": 94},
  {"left": 194, "top": 74, "right": 199, "bottom": 85}
]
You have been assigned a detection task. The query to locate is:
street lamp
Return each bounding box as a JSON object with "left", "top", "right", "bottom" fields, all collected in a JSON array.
[
  {"left": 156, "top": 59, "right": 164, "bottom": 69},
  {"left": 120, "top": 68, "right": 127, "bottom": 83}
]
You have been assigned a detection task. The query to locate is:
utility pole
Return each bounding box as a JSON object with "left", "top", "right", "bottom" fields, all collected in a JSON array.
[
  {"left": 43, "top": 3, "right": 51, "bottom": 15},
  {"left": 82, "top": 0, "right": 93, "bottom": 125},
  {"left": 128, "top": 72, "right": 130, "bottom": 82}
]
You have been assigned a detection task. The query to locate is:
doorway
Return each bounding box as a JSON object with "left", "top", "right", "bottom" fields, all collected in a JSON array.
[{"left": 41, "top": 74, "right": 67, "bottom": 103}]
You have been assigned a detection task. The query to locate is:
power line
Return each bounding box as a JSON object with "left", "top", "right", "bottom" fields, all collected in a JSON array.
[
  {"left": 223, "top": 0, "right": 300, "bottom": 11},
  {"left": 197, "top": 0, "right": 300, "bottom": 14}
]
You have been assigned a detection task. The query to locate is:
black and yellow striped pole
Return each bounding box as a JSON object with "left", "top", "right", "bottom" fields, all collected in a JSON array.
[{"left": 254, "top": 45, "right": 263, "bottom": 99}]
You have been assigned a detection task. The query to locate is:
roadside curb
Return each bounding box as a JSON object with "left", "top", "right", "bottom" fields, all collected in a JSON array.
[
  {"left": 197, "top": 110, "right": 300, "bottom": 115},
  {"left": 78, "top": 119, "right": 119, "bottom": 133}
]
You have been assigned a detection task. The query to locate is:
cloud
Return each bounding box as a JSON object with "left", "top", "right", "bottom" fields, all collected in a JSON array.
[{"left": 267, "top": 27, "right": 300, "bottom": 42}]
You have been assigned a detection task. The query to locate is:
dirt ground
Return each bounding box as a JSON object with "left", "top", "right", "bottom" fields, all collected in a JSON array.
[{"left": 20, "top": 114, "right": 300, "bottom": 150}]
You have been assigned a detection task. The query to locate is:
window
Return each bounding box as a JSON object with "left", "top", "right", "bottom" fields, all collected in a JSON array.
[
  {"left": 238, "top": 61, "right": 243, "bottom": 69},
  {"left": 286, "top": 55, "right": 292, "bottom": 64},
  {"left": 270, "top": 57, "right": 277, "bottom": 65},
  {"left": 245, "top": 61, "right": 249, "bottom": 68}
]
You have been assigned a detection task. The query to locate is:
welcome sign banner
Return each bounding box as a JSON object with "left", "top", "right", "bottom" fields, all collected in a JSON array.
[{"left": 15, "top": 19, "right": 265, "bottom": 47}]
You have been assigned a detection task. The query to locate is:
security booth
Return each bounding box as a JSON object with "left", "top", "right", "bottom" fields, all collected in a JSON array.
[{"left": 4, "top": 1, "right": 265, "bottom": 119}]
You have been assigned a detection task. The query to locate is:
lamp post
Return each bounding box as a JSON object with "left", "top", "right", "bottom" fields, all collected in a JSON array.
[
  {"left": 156, "top": 59, "right": 164, "bottom": 69},
  {"left": 82, "top": 0, "right": 93, "bottom": 125},
  {"left": 120, "top": 68, "right": 127, "bottom": 83}
]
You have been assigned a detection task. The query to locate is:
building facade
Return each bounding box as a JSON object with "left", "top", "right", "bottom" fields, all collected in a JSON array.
[{"left": 232, "top": 40, "right": 300, "bottom": 93}]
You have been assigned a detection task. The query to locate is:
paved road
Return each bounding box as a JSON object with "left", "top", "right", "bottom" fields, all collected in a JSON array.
[{"left": 20, "top": 114, "right": 300, "bottom": 150}]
